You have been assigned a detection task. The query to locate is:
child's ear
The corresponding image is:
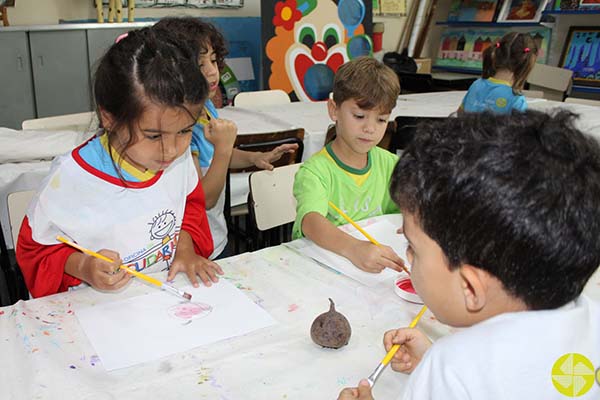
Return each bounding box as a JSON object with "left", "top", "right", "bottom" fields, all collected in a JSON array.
[
  {"left": 459, "top": 264, "right": 489, "bottom": 313},
  {"left": 98, "top": 107, "right": 115, "bottom": 131},
  {"left": 327, "top": 98, "right": 338, "bottom": 122}
]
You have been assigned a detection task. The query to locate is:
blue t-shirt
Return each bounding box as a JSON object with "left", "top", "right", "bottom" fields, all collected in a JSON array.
[
  {"left": 461, "top": 78, "right": 527, "bottom": 114},
  {"left": 190, "top": 99, "right": 219, "bottom": 168}
]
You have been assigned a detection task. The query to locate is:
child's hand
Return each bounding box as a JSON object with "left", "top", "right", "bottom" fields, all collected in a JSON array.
[
  {"left": 204, "top": 118, "right": 237, "bottom": 154},
  {"left": 79, "top": 250, "right": 131, "bottom": 291},
  {"left": 168, "top": 252, "right": 224, "bottom": 287},
  {"left": 347, "top": 241, "right": 406, "bottom": 273},
  {"left": 383, "top": 328, "right": 432, "bottom": 373},
  {"left": 252, "top": 143, "right": 299, "bottom": 171},
  {"left": 337, "top": 379, "right": 374, "bottom": 400}
]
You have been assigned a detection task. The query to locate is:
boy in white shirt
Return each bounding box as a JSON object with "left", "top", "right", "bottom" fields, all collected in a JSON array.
[{"left": 338, "top": 110, "right": 600, "bottom": 399}]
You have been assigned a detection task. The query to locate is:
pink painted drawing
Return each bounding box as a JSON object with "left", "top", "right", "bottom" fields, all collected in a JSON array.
[{"left": 168, "top": 302, "right": 213, "bottom": 321}]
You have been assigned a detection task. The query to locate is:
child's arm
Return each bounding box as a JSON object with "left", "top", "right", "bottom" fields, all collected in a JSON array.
[
  {"left": 229, "top": 143, "right": 299, "bottom": 171},
  {"left": 199, "top": 119, "right": 237, "bottom": 209},
  {"left": 383, "top": 328, "right": 432, "bottom": 373},
  {"left": 16, "top": 217, "right": 130, "bottom": 297},
  {"left": 302, "top": 212, "right": 405, "bottom": 273}
]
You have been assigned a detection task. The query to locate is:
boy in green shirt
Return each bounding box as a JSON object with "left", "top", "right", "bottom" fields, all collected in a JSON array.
[{"left": 292, "top": 57, "right": 405, "bottom": 273}]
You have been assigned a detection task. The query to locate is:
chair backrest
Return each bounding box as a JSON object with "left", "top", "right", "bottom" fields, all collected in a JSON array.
[
  {"left": 22, "top": 111, "right": 97, "bottom": 132},
  {"left": 249, "top": 163, "right": 303, "bottom": 231},
  {"left": 521, "top": 90, "right": 544, "bottom": 99},
  {"left": 564, "top": 97, "right": 600, "bottom": 107},
  {"left": 233, "top": 89, "right": 291, "bottom": 108},
  {"left": 526, "top": 64, "right": 573, "bottom": 101},
  {"left": 7, "top": 190, "right": 36, "bottom": 249}
]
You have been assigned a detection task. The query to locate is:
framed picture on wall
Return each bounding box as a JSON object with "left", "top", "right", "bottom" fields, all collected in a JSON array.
[
  {"left": 559, "top": 26, "right": 600, "bottom": 87},
  {"left": 497, "top": 0, "right": 549, "bottom": 22},
  {"left": 434, "top": 26, "right": 551, "bottom": 72}
]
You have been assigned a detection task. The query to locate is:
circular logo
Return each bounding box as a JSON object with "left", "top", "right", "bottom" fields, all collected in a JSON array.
[
  {"left": 551, "top": 353, "right": 595, "bottom": 397},
  {"left": 496, "top": 97, "right": 508, "bottom": 108}
]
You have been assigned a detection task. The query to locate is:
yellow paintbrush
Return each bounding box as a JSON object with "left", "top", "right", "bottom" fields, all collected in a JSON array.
[
  {"left": 56, "top": 236, "right": 192, "bottom": 301},
  {"left": 327, "top": 201, "right": 411, "bottom": 275},
  {"left": 366, "top": 305, "right": 428, "bottom": 387}
]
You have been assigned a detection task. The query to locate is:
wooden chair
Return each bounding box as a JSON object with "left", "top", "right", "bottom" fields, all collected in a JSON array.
[
  {"left": 22, "top": 111, "right": 97, "bottom": 132},
  {"left": 248, "top": 163, "right": 303, "bottom": 248},
  {"left": 225, "top": 128, "right": 305, "bottom": 253},
  {"left": 564, "top": 97, "right": 600, "bottom": 107},
  {"left": 232, "top": 89, "right": 291, "bottom": 108},
  {"left": 526, "top": 64, "right": 573, "bottom": 102}
]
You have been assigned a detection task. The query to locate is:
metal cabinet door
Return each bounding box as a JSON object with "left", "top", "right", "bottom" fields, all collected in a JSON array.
[
  {"left": 29, "top": 30, "right": 92, "bottom": 118},
  {"left": 87, "top": 27, "right": 131, "bottom": 77},
  {"left": 0, "top": 31, "right": 36, "bottom": 129}
]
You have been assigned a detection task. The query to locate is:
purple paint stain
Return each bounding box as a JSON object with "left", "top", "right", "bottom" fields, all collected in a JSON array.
[
  {"left": 69, "top": 365, "right": 76, "bottom": 369},
  {"left": 90, "top": 355, "right": 100, "bottom": 366}
]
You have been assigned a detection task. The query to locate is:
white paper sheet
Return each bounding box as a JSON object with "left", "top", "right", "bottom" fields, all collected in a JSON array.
[
  {"left": 75, "top": 279, "right": 277, "bottom": 370},
  {"left": 292, "top": 217, "right": 409, "bottom": 287}
]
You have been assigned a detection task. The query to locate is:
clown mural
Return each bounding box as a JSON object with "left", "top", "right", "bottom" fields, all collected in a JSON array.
[{"left": 263, "top": 0, "right": 373, "bottom": 102}]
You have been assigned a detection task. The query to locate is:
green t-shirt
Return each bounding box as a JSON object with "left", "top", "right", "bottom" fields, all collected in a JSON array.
[{"left": 292, "top": 143, "right": 400, "bottom": 239}]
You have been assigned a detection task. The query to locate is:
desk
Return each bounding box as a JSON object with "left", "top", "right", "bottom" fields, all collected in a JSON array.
[
  {"left": 0, "top": 215, "right": 451, "bottom": 400},
  {"left": 1, "top": 214, "right": 600, "bottom": 399}
]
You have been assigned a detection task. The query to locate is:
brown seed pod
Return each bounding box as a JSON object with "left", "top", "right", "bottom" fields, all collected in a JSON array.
[{"left": 310, "top": 298, "right": 351, "bottom": 349}]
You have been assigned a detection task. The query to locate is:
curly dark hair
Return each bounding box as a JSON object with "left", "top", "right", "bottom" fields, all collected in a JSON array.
[
  {"left": 391, "top": 110, "right": 600, "bottom": 310},
  {"left": 153, "top": 17, "right": 229, "bottom": 71}
]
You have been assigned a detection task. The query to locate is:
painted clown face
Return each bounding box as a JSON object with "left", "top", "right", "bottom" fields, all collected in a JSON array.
[{"left": 285, "top": 1, "right": 347, "bottom": 101}]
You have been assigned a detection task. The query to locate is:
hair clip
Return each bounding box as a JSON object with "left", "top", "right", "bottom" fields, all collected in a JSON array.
[
  {"left": 495, "top": 42, "right": 501, "bottom": 48},
  {"left": 115, "top": 33, "right": 129, "bottom": 44},
  {"left": 524, "top": 47, "right": 530, "bottom": 53}
]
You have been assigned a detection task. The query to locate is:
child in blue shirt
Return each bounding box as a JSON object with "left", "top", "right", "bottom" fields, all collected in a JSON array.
[
  {"left": 153, "top": 17, "right": 298, "bottom": 261},
  {"left": 460, "top": 32, "right": 538, "bottom": 114}
]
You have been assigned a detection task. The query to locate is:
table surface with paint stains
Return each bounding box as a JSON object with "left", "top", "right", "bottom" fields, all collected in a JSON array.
[{"left": 1, "top": 214, "right": 600, "bottom": 400}]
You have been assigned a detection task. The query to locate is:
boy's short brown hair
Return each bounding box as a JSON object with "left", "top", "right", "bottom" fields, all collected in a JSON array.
[{"left": 332, "top": 56, "right": 400, "bottom": 114}]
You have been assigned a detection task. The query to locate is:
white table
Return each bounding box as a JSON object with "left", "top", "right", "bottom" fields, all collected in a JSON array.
[
  {"left": 1, "top": 212, "right": 600, "bottom": 399},
  {"left": 0, "top": 215, "right": 452, "bottom": 400}
]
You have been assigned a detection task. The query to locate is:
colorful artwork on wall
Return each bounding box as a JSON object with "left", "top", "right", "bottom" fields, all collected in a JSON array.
[
  {"left": 447, "top": 0, "right": 500, "bottom": 22},
  {"left": 559, "top": 27, "right": 600, "bottom": 87},
  {"left": 497, "top": 0, "right": 549, "bottom": 23},
  {"left": 434, "top": 26, "right": 551, "bottom": 72},
  {"left": 262, "top": 0, "right": 373, "bottom": 102}
]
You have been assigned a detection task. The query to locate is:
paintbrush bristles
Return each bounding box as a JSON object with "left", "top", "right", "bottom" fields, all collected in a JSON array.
[{"left": 183, "top": 292, "right": 192, "bottom": 301}]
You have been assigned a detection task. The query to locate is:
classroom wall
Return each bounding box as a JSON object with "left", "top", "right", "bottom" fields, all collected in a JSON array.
[
  {"left": 7, "top": 0, "right": 410, "bottom": 54},
  {"left": 7, "top": 0, "right": 261, "bottom": 26}
]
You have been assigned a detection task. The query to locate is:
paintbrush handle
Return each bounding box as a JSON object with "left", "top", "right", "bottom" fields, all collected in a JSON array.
[
  {"left": 327, "top": 201, "right": 412, "bottom": 275},
  {"left": 381, "top": 305, "right": 428, "bottom": 365},
  {"left": 57, "top": 236, "right": 163, "bottom": 287},
  {"left": 327, "top": 201, "right": 381, "bottom": 246}
]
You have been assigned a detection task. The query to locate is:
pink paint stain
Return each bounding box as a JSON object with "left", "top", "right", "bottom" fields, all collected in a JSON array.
[
  {"left": 0, "top": 311, "right": 4, "bottom": 316},
  {"left": 169, "top": 303, "right": 212, "bottom": 320},
  {"left": 288, "top": 304, "right": 299, "bottom": 312},
  {"left": 396, "top": 278, "right": 416, "bottom": 294}
]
